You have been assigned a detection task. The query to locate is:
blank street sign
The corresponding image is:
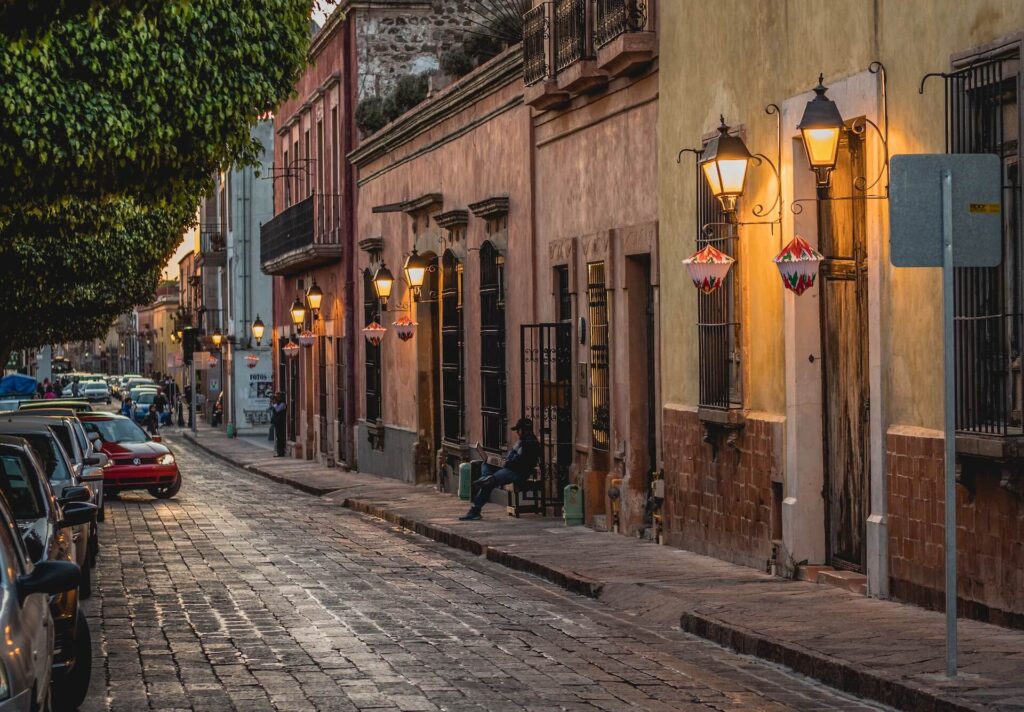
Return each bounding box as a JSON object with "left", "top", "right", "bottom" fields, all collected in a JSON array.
[{"left": 890, "top": 154, "right": 1001, "bottom": 268}]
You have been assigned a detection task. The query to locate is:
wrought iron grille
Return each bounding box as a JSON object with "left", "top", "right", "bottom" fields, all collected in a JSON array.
[
  {"left": 945, "top": 54, "right": 1022, "bottom": 435},
  {"left": 555, "top": 0, "right": 589, "bottom": 72},
  {"left": 594, "top": 0, "right": 648, "bottom": 49},
  {"left": 441, "top": 252, "right": 465, "bottom": 442},
  {"left": 587, "top": 262, "right": 610, "bottom": 448},
  {"left": 480, "top": 243, "right": 507, "bottom": 451},
  {"left": 556, "top": 265, "right": 572, "bottom": 321},
  {"left": 318, "top": 335, "right": 328, "bottom": 455},
  {"left": 363, "top": 270, "right": 382, "bottom": 423},
  {"left": 260, "top": 194, "right": 314, "bottom": 264},
  {"left": 335, "top": 337, "right": 346, "bottom": 464},
  {"left": 697, "top": 158, "right": 742, "bottom": 409},
  {"left": 287, "top": 347, "right": 299, "bottom": 441},
  {"left": 521, "top": 323, "right": 573, "bottom": 513},
  {"left": 199, "top": 223, "right": 226, "bottom": 253},
  {"left": 523, "top": 2, "right": 550, "bottom": 86}
]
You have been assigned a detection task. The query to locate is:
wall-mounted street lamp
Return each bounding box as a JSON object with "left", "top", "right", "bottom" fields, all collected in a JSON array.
[
  {"left": 797, "top": 75, "right": 846, "bottom": 189},
  {"left": 700, "top": 117, "right": 755, "bottom": 217},
  {"left": 372, "top": 263, "right": 395, "bottom": 306},
  {"left": 252, "top": 315, "right": 265, "bottom": 346},
  {"left": 211, "top": 328, "right": 223, "bottom": 349},
  {"left": 290, "top": 297, "right": 307, "bottom": 328},
  {"left": 305, "top": 280, "right": 323, "bottom": 314},
  {"left": 403, "top": 249, "right": 428, "bottom": 299}
]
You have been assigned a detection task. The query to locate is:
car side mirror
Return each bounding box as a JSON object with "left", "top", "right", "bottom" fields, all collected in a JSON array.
[
  {"left": 59, "top": 485, "right": 92, "bottom": 505},
  {"left": 17, "top": 560, "right": 80, "bottom": 602},
  {"left": 58, "top": 501, "right": 97, "bottom": 528},
  {"left": 83, "top": 454, "right": 101, "bottom": 467}
]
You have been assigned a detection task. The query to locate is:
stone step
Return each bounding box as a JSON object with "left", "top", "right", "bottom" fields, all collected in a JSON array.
[{"left": 816, "top": 569, "right": 868, "bottom": 596}]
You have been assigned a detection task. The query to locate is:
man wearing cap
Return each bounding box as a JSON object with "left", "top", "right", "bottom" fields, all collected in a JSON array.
[{"left": 459, "top": 417, "right": 541, "bottom": 521}]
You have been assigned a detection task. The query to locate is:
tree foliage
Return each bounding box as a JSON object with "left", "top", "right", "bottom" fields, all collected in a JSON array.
[
  {"left": 0, "top": 1, "right": 314, "bottom": 361},
  {"left": 355, "top": 73, "right": 429, "bottom": 136}
]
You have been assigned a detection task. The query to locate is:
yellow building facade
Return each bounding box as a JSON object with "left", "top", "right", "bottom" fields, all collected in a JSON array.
[{"left": 659, "top": 0, "right": 1024, "bottom": 623}]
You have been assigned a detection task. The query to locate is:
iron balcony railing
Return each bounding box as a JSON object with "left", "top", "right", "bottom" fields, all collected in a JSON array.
[
  {"left": 523, "top": 2, "right": 551, "bottom": 86},
  {"left": 199, "top": 223, "right": 226, "bottom": 254},
  {"left": 554, "top": 0, "right": 589, "bottom": 72},
  {"left": 259, "top": 192, "right": 341, "bottom": 267},
  {"left": 594, "top": 0, "right": 650, "bottom": 49}
]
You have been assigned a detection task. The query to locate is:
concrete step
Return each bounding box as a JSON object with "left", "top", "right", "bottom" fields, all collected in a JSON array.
[{"left": 816, "top": 569, "right": 868, "bottom": 596}]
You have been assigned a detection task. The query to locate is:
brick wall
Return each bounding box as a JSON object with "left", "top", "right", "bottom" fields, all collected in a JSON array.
[
  {"left": 887, "top": 428, "right": 1024, "bottom": 628},
  {"left": 662, "top": 407, "right": 778, "bottom": 571}
]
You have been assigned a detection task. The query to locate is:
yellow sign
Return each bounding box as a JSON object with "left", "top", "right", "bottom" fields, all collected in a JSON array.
[{"left": 969, "top": 203, "right": 1000, "bottom": 214}]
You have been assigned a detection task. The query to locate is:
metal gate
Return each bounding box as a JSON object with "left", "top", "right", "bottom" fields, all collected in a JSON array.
[{"left": 521, "top": 323, "right": 573, "bottom": 513}]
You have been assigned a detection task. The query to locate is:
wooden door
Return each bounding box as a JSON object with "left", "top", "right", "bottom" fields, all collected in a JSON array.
[{"left": 820, "top": 132, "right": 870, "bottom": 572}]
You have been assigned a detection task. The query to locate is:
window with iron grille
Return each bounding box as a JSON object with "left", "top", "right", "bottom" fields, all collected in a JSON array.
[
  {"left": 556, "top": 265, "right": 572, "bottom": 322},
  {"left": 363, "top": 269, "right": 382, "bottom": 423},
  {"left": 523, "top": 2, "right": 550, "bottom": 86},
  {"left": 441, "top": 250, "right": 465, "bottom": 442},
  {"left": 283, "top": 149, "right": 291, "bottom": 207},
  {"left": 587, "top": 262, "right": 610, "bottom": 448},
  {"left": 945, "top": 52, "right": 1022, "bottom": 435},
  {"left": 318, "top": 335, "right": 328, "bottom": 455},
  {"left": 696, "top": 152, "right": 742, "bottom": 410},
  {"left": 594, "top": 0, "right": 648, "bottom": 49},
  {"left": 335, "top": 337, "right": 346, "bottom": 463},
  {"left": 555, "top": 0, "right": 589, "bottom": 72},
  {"left": 288, "top": 348, "right": 298, "bottom": 441},
  {"left": 480, "top": 241, "right": 507, "bottom": 451}
]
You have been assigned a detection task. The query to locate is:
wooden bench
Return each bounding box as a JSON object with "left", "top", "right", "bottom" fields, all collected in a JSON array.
[{"left": 505, "top": 474, "right": 543, "bottom": 518}]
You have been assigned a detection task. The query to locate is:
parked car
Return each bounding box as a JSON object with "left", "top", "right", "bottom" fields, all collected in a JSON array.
[
  {"left": 19, "top": 399, "right": 93, "bottom": 414},
  {"left": 4, "top": 410, "right": 107, "bottom": 523},
  {"left": 80, "top": 381, "right": 111, "bottom": 404},
  {"left": 0, "top": 475, "right": 79, "bottom": 712},
  {"left": 0, "top": 435, "right": 94, "bottom": 711},
  {"left": 78, "top": 413, "right": 182, "bottom": 499},
  {"left": 132, "top": 391, "right": 171, "bottom": 426},
  {"left": 0, "top": 419, "right": 99, "bottom": 599}
]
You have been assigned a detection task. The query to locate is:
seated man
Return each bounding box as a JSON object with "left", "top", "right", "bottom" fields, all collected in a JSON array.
[{"left": 459, "top": 417, "right": 541, "bottom": 521}]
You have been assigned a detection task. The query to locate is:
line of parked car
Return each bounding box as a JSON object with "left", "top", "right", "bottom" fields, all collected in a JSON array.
[{"left": 0, "top": 394, "right": 183, "bottom": 710}]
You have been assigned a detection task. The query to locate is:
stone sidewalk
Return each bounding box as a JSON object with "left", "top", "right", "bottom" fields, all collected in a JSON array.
[{"left": 178, "top": 425, "right": 1024, "bottom": 711}]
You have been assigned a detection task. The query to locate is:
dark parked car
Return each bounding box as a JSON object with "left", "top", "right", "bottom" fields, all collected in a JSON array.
[
  {"left": 0, "top": 476, "right": 79, "bottom": 712},
  {"left": 0, "top": 435, "right": 94, "bottom": 711},
  {"left": 0, "top": 419, "right": 98, "bottom": 599},
  {"left": 18, "top": 400, "right": 93, "bottom": 414}
]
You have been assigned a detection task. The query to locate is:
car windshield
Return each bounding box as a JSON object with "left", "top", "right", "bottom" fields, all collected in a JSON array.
[
  {"left": 82, "top": 418, "right": 148, "bottom": 444},
  {"left": 136, "top": 393, "right": 156, "bottom": 405},
  {"left": 21, "top": 434, "right": 71, "bottom": 483},
  {"left": 83, "top": 383, "right": 106, "bottom": 391},
  {"left": 0, "top": 452, "right": 44, "bottom": 519}
]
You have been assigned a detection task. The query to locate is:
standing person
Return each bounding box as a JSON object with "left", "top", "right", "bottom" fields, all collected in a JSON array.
[
  {"left": 44, "top": 382, "right": 56, "bottom": 399},
  {"left": 271, "top": 392, "right": 287, "bottom": 457},
  {"left": 120, "top": 396, "right": 133, "bottom": 418},
  {"left": 36, "top": 378, "right": 48, "bottom": 399},
  {"left": 459, "top": 418, "right": 542, "bottom": 521},
  {"left": 154, "top": 389, "right": 167, "bottom": 415},
  {"left": 70, "top": 378, "right": 81, "bottom": 398}
]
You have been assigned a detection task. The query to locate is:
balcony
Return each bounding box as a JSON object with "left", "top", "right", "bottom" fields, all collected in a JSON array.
[
  {"left": 523, "top": 0, "right": 655, "bottom": 108},
  {"left": 196, "top": 223, "right": 226, "bottom": 268},
  {"left": 260, "top": 193, "right": 342, "bottom": 275}
]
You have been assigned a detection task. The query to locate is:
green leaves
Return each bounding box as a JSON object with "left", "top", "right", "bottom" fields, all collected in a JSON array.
[{"left": 0, "top": 1, "right": 313, "bottom": 358}]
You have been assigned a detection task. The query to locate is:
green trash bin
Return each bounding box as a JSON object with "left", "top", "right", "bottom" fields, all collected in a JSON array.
[
  {"left": 225, "top": 422, "right": 236, "bottom": 439},
  {"left": 458, "top": 462, "right": 473, "bottom": 500},
  {"left": 563, "top": 484, "right": 584, "bottom": 526}
]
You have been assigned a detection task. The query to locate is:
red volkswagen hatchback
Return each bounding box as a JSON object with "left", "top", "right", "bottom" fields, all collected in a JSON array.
[{"left": 77, "top": 414, "right": 181, "bottom": 499}]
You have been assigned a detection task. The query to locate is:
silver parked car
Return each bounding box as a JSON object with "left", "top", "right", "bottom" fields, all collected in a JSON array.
[{"left": 0, "top": 450, "right": 80, "bottom": 712}]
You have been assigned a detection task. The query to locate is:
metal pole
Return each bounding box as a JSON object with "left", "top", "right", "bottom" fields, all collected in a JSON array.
[
  {"left": 941, "top": 168, "right": 957, "bottom": 678},
  {"left": 190, "top": 359, "right": 198, "bottom": 437}
]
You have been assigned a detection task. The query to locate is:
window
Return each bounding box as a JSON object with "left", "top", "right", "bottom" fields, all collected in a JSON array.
[
  {"left": 283, "top": 148, "right": 291, "bottom": 207},
  {"left": 335, "top": 336, "right": 346, "bottom": 463},
  {"left": 696, "top": 147, "right": 742, "bottom": 409},
  {"left": 946, "top": 52, "right": 1022, "bottom": 435},
  {"left": 587, "top": 262, "right": 610, "bottom": 448},
  {"left": 556, "top": 265, "right": 572, "bottom": 322},
  {"left": 317, "top": 119, "right": 324, "bottom": 196},
  {"left": 441, "top": 250, "right": 465, "bottom": 442},
  {"left": 288, "top": 347, "right": 299, "bottom": 441},
  {"left": 363, "top": 269, "right": 382, "bottom": 423},
  {"left": 480, "top": 242, "right": 506, "bottom": 451},
  {"left": 292, "top": 138, "right": 299, "bottom": 204},
  {"left": 0, "top": 452, "right": 43, "bottom": 519},
  {"left": 318, "top": 335, "right": 328, "bottom": 455},
  {"left": 304, "top": 129, "right": 312, "bottom": 197}
]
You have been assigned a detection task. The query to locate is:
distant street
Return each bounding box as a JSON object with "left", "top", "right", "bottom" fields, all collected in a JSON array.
[{"left": 79, "top": 436, "right": 891, "bottom": 712}]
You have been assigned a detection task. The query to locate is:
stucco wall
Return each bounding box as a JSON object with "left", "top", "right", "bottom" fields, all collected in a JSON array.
[{"left": 659, "top": 0, "right": 1024, "bottom": 427}]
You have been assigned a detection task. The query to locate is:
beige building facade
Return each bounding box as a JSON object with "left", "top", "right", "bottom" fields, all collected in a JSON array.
[{"left": 659, "top": 0, "right": 1024, "bottom": 624}]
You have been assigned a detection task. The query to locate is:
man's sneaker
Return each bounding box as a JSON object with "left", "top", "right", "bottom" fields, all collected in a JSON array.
[{"left": 459, "top": 510, "right": 482, "bottom": 521}]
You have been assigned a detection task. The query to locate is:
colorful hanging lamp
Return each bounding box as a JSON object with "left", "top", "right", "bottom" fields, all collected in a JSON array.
[
  {"left": 683, "top": 244, "right": 735, "bottom": 294},
  {"left": 207, "top": 354, "right": 218, "bottom": 368},
  {"left": 245, "top": 353, "right": 260, "bottom": 369},
  {"left": 297, "top": 329, "right": 315, "bottom": 347},
  {"left": 774, "top": 235, "right": 824, "bottom": 296},
  {"left": 282, "top": 340, "right": 300, "bottom": 358},
  {"left": 363, "top": 321, "right": 386, "bottom": 347},
  {"left": 394, "top": 315, "right": 417, "bottom": 342}
]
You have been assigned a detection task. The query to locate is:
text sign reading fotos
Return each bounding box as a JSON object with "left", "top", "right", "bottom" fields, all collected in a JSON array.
[{"left": 889, "top": 154, "right": 1002, "bottom": 268}]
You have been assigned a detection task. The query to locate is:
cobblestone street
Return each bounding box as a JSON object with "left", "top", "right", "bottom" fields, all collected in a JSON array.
[{"left": 78, "top": 438, "right": 889, "bottom": 712}]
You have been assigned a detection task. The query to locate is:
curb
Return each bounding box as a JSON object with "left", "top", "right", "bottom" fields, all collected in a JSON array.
[
  {"left": 680, "top": 612, "right": 977, "bottom": 712},
  {"left": 181, "top": 432, "right": 982, "bottom": 712}
]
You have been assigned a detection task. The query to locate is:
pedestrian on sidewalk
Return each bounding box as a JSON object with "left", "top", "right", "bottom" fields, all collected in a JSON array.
[
  {"left": 459, "top": 417, "right": 541, "bottom": 521},
  {"left": 144, "top": 404, "right": 160, "bottom": 436},
  {"left": 271, "top": 392, "right": 287, "bottom": 457}
]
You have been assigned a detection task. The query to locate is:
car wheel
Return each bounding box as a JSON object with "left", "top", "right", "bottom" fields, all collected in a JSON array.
[
  {"left": 149, "top": 475, "right": 182, "bottom": 500},
  {"left": 51, "top": 616, "right": 91, "bottom": 712},
  {"left": 89, "top": 527, "right": 99, "bottom": 567},
  {"left": 31, "top": 684, "right": 52, "bottom": 712}
]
